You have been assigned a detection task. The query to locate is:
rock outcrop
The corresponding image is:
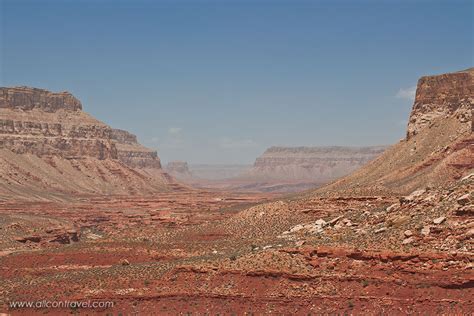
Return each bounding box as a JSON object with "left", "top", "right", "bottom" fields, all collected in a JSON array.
[
  {"left": 0, "top": 86, "right": 82, "bottom": 112},
  {"left": 244, "top": 146, "right": 386, "bottom": 182},
  {"left": 111, "top": 129, "right": 162, "bottom": 169},
  {"left": 316, "top": 68, "right": 473, "bottom": 196},
  {"left": 407, "top": 68, "right": 473, "bottom": 138},
  {"left": 0, "top": 86, "right": 171, "bottom": 200},
  {"left": 0, "top": 87, "right": 117, "bottom": 159}
]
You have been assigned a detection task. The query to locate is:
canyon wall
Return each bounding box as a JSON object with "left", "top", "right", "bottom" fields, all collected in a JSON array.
[
  {"left": 407, "top": 68, "right": 473, "bottom": 138},
  {"left": 0, "top": 87, "right": 117, "bottom": 159},
  {"left": 0, "top": 86, "right": 170, "bottom": 199},
  {"left": 245, "top": 146, "right": 386, "bottom": 182},
  {"left": 316, "top": 68, "right": 473, "bottom": 196},
  {"left": 0, "top": 86, "right": 82, "bottom": 112},
  {"left": 111, "top": 129, "right": 162, "bottom": 169}
]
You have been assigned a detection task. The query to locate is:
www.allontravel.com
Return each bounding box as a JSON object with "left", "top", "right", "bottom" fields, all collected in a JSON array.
[{"left": 9, "top": 300, "right": 114, "bottom": 309}]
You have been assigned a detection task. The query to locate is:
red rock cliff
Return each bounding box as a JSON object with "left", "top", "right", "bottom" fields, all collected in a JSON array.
[
  {"left": 246, "top": 146, "right": 386, "bottom": 182},
  {"left": 111, "top": 129, "right": 162, "bottom": 169},
  {"left": 407, "top": 68, "right": 473, "bottom": 138},
  {"left": 0, "top": 87, "right": 170, "bottom": 199},
  {"left": 0, "top": 86, "right": 82, "bottom": 112}
]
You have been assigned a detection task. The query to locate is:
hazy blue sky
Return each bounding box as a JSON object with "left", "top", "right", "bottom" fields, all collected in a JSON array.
[{"left": 1, "top": 0, "right": 472, "bottom": 164}]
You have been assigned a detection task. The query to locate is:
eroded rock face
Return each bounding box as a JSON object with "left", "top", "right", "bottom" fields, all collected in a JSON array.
[
  {"left": 245, "top": 146, "right": 386, "bottom": 182},
  {"left": 0, "top": 86, "right": 169, "bottom": 199},
  {"left": 0, "top": 86, "right": 82, "bottom": 112},
  {"left": 316, "top": 68, "right": 473, "bottom": 196},
  {"left": 407, "top": 68, "right": 473, "bottom": 138},
  {"left": 0, "top": 87, "right": 163, "bottom": 167},
  {"left": 0, "top": 87, "right": 117, "bottom": 159},
  {"left": 111, "top": 129, "right": 161, "bottom": 169}
]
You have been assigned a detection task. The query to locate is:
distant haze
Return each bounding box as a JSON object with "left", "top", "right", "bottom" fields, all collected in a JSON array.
[{"left": 1, "top": 0, "right": 471, "bottom": 164}]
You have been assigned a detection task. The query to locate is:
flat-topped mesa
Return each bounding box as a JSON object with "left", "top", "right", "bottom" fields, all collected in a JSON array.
[
  {"left": 0, "top": 86, "right": 171, "bottom": 198},
  {"left": 0, "top": 87, "right": 82, "bottom": 112},
  {"left": 248, "top": 146, "right": 386, "bottom": 182},
  {"left": 0, "top": 87, "right": 117, "bottom": 159},
  {"left": 315, "top": 68, "right": 473, "bottom": 196},
  {"left": 407, "top": 68, "right": 473, "bottom": 139},
  {"left": 111, "top": 129, "right": 162, "bottom": 169},
  {"left": 261, "top": 146, "right": 387, "bottom": 157}
]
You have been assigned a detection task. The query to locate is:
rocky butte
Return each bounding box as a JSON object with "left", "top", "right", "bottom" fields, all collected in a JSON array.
[
  {"left": 407, "top": 68, "right": 473, "bottom": 138},
  {"left": 0, "top": 86, "right": 172, "bottom": 200},
  {"left": 316, "top": 68, "right": 473, "bottom": 196}
]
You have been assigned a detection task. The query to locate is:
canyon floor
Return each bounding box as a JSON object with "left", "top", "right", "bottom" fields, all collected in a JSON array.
[{"left": 0, "top": 176, "right": 472, "bottom": 315}]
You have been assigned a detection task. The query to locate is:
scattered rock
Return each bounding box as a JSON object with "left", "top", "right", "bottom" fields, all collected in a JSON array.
[
  {"left": 48, "top": 233, "right": 71, "bottom": 244},
  {"left": 402, "top": 237, "right": 415, "bottom": 245},
  {"left": 7, "top": 222, "right": 21, "bottom": 229},
  {"left": 404, "top": 230, "right": 413, "bottom": 237},
  {"left": 433, "top": 217, "right": 446, "bottom": 225},
  {"left": 401, "top": 189, "right": 426, "bottom": 204},
  {"left": 375, "top": 227, "right": 387, "bottom": 234},
  {"left": 120, "top": 259, "right": 130, "bottom": 266},
  {"left": 421, "top": 226, "right": 431, "bottom": 236},
  {"left": 295, "top": 240, "right": 305, "bottom": 247},
  {"left": 15, "top": 235, "right": 41, "bottom": 243},
  {"left": 455, "top": 206, "right": 474, "bottom": 216},
  {"left": 14, "top": 237, "right": 27, "bottom": 243},
  {"left": 456, "top": 194, "right": 470, "bottom": 205},
  {"left": 314, "top": 219, "right": 327, "bottom": 227},
  {"left": 86, "top": 233, "right": 103, "bottom": 240},
  {"left": 328, "top": 216, "right": 344, "bottom": 226},
  {"left": 67, "top": 229, "right": 79, "bottom": 242},
  {"left": 389, "top": 215, "right": 411, "bottom": 227},
  {"left": 460, "top": 173, "right": 474, "bottom": 181},
  {"left": 289, "top": 224, "right": 305, "bottom": 233},
  {"left": 464, "top": 228, "right": 474, "bottom": 239},
  {"left": 386, "top": 203, "right": 399, "bottom": 212}
]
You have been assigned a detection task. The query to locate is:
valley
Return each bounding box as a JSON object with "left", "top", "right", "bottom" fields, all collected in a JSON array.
[{"left": 0, "top": 68, "right": 472, "bottom": 315}]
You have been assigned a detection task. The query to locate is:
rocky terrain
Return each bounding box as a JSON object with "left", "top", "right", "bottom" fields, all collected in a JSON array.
[
  {"left": 0, "top": 68, "right": 472, "bottom": 315},
  {"left": 0, "top": 87, "right": 172, "bottom": 200}
]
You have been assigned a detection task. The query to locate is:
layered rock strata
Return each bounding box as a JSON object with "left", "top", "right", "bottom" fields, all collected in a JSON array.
[
  {"left": 407, "top": 68, "right": 473, "bottom": 138},
  {"left": 111, "top": 129, "right": 161, "bottom": 169},
  {"left": 316, "top": 68, "right": 473, "bottom": 196},
  {"left": 0, "top": 86, "right": 170, "bottom": 199},
  {"left": 245, "top": 146, "right": 386, "bottom": 182}
]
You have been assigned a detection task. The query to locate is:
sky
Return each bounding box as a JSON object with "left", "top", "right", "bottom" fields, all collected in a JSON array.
[{"left": 1, "top": 0, "right": 472, "bottom": 164}]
